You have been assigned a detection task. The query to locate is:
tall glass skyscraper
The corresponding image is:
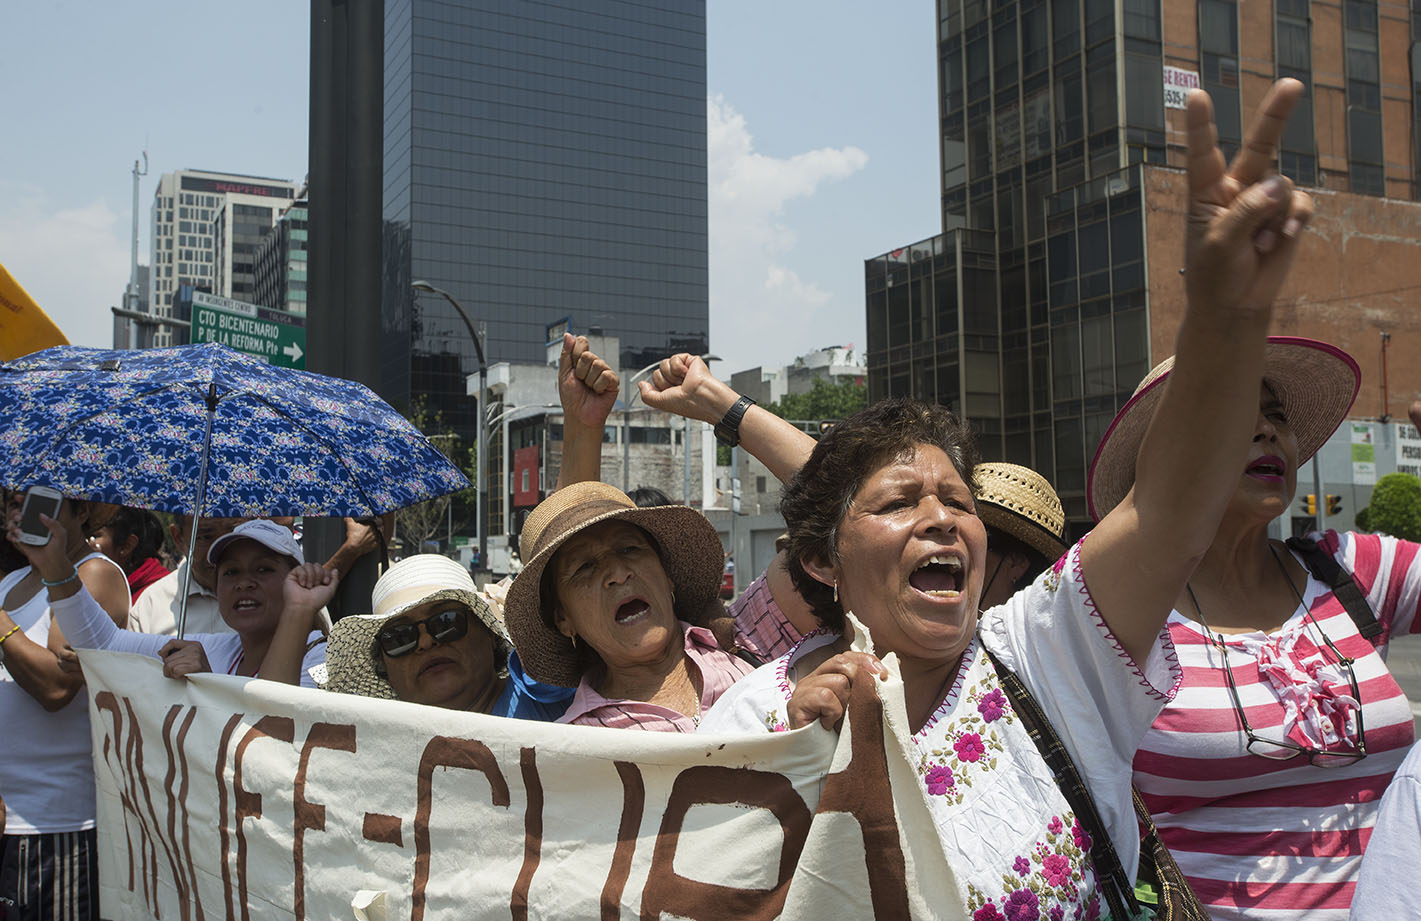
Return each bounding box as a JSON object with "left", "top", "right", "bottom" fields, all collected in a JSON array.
[{"left": 382, "top": 0, "right": 709, "bottom": 436}]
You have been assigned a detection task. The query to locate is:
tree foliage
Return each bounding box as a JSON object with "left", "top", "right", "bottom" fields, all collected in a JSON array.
[
  {"left": 1359, "top": 473, "right": 1421, "bottom": 541},
  {"left": 393, "top": 397, "right": 476, "bottom": 553},
  {"left": 765, "top": 377, "right": 867, "bottom": 424}
]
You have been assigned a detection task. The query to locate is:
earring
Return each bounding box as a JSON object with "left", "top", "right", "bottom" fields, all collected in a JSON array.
[
  {"left": 833, "top": 581, "right": 838, "bottom": 604},
  {"left": 569, "top": 634, "right": 579, "bottom": 650}
]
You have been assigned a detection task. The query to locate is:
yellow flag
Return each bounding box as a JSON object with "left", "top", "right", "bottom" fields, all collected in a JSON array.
[{"left": 0, "top": 261, "right": 70, "bottom": 360}]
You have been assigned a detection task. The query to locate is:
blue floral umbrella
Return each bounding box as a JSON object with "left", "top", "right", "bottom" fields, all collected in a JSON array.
[{"left": 0, "top": 343, "right": 472, "bottom": 632}]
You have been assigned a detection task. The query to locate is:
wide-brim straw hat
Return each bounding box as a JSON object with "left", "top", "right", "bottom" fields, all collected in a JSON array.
[
  {"left": 504, "top": 481, "right": 724, "bottom": 687},
  {"left": 1087, "top": 336, "right": 1360, "bottom": 522},
  {"left": 975, "top": 462, "right": 1068, "bottom": 563},
  {"left": 325, "top": 554, "right": 510, "bottom": 700}
]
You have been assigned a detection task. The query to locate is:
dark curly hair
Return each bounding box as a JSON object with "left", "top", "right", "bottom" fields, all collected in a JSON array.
[{"left": 779, "top": 399, "right": 979, "bottom": 632}]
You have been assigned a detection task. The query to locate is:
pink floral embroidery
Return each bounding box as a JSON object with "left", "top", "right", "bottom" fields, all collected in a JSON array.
[
  {"left": 1048, "top": 908, "right": 1064, "bottom": 921},
  {"left": 1012, "top": 856, "right": 1031, "bottom": 876},
  {"left": 925, "top": 764, "right": 955, "bottom": 795},
  {"left": 977, "top": 688, "right": 1007, "bottom": 722},
  {"left": 1071, "top": 819, "right": 1091, "bottom": 852},
  {"left": 1047, "top": 815, "right": 1064, "bottom": 835},
  {"left": 1083, "top": 893, "right": 1100, "bottom": 921},
  {"left": 1042, "top": 853, "right": 1071, "bottom": 887},
  {"left": 954, "top": 732, "right": 986, "bottom": 762},
  {"left": 974, "top": 903, "right": 1003, "bottom": 921}
]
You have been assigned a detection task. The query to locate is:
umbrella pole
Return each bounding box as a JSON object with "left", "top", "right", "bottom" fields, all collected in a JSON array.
[{"left": 177, "top": 383, "right": 220, "bottom": 640}]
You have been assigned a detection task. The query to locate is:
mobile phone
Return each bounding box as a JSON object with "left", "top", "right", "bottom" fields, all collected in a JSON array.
[{"left": 17, "top": 486, "right": 63, "bottom": 546}]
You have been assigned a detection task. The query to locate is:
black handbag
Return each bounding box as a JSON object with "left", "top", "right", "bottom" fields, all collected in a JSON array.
[{"left": 983, "top": 648, "right": 1210, "bottom": 921}]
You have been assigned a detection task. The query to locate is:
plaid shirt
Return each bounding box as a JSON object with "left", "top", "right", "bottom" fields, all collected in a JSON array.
[
  {"left": 729, "top": 571, "right": 804, "bottom": 662},
  {"left": 557, "top": 621, "right": 754, "bottom": 732}
]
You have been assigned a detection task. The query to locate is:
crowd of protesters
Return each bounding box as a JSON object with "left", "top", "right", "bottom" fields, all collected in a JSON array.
[{"left": 5, "top": 80, "right": 1421, "bottom": 921}]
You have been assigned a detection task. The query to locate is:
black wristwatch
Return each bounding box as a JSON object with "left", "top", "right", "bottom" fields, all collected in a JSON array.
[{"left": 714, "top": 395, "right": 756, "bottom": 447}]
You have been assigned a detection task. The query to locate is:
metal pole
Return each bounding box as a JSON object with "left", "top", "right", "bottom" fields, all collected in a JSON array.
[
  {"left": 683, "top": 414, "right": 691, "bottom": 504},
  {"left": 178, "top": 383, "right": 220, "bottom": 640},
  {"left": 622, "top": 377, "right": 631, "bottom": 492},
  {"left": 477, "top": 359, "right": 487, "bottom": 571},
  {"left": 730, "top": 444, "right": 742, "bottom": 595},
  {"left": 1312, "top": 454, "right": 1326, "bottom": 532},
  {"left": 503, "top": 405, "right": 512, "bottom": 542}
]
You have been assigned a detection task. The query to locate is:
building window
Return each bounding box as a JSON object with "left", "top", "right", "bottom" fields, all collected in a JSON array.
[
  {"left": 1198, "top": 0, "right": 1241, "bottom": 157},
  {"left": 1344, "top": 0, "right": 1384, "bottom": 194},
  {"left": 1413, "top": 12, "right": 1421, "bottom": 199},
  {"left": 1275, "top": 0, "right": 1317, "bottom": 185},
  {"left": 521, "top": 469, "right": 530, "bottom": 492}
]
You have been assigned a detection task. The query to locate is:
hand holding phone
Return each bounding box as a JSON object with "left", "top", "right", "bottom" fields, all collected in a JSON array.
[{"left": 17, "top": 487, "right": 63, "bottom": 546}]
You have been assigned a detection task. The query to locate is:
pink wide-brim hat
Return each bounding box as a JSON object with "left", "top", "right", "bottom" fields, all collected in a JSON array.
[{"left": 1086, "top": 336, "right": 1360, "bottom": 522}]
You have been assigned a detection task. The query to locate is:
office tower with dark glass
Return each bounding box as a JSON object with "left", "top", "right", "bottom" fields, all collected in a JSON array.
[
  {"left": 382, "top": 0, "right": 709, "bottom": 437},
  {"left": 867, "top": 0, "right": 1421, "bottom": 532}
]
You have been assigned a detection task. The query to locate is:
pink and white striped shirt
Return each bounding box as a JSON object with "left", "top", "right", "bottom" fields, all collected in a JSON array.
[
  {"left": 557, "top": 621, "right": 754, "bottom": 732},
  {"left": 1133, "top": 530, "right": 1421, "bottom": 920}
]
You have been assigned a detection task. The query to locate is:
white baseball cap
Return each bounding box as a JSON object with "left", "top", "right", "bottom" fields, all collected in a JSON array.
[{"left": 207, "top": 519, "right": 304, "bottom": 566}]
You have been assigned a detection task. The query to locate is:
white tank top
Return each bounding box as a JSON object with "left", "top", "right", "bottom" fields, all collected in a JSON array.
[{"left": 0, "top": 553, "right": 127, "bottom": 834}]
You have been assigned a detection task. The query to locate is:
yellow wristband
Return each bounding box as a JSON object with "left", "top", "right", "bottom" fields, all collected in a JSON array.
[{"left": 0, "top": 624, "right": 20, "bottom": 646}]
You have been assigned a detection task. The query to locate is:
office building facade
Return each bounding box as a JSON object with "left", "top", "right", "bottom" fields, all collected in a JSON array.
[
  {"left": 867, "top": 0, "right": 1421, "bottom": 532},
  {"left": 381, "top": 0, "right": 710, "bottom": 437},
  {"left": 253, "top": 198, "right": 310, "bottom": 316},
  {"left": 148, "top": 170, "right": 297, "bottom": 345}
]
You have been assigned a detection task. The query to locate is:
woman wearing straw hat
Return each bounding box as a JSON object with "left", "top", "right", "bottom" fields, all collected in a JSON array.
[
  {"left": 503, "top": 481, "right": 754, "bottom": 731},
  {"left": 973, "top": 463, "right": 1068, "bottom": 609},
  {"left": 324, "top": 554, "right": 572, "bottom": 719},
  {"left": 1088, "top": 338, "right": 1421, "bottom": 920}
]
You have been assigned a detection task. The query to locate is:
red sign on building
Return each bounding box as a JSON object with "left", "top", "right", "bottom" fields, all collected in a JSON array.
[{"left": 512, "top": 445, "right": 541, "bottom": 507}]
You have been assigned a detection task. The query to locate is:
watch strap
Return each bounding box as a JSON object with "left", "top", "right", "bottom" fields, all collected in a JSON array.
[{"left": 714, "top": 395, "right": 756, "bottom": 447}]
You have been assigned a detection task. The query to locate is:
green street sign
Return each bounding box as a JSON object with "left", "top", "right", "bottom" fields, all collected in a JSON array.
[{"left": 190, "top": 292, "right": 306, "bottom": 369}]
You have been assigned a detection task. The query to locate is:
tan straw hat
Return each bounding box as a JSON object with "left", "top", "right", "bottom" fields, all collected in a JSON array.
[
  {"left": 503, "top": 481, "right": 725, "bottom": 687},
  {"left": 1087, "top": 336, "right": 1360, "bottom": 522},
  {"left": 325, "top": 554, "right": 509, "bottom": 700},
  {"left": 975, "top": 463, "right": 1068, "bottom": 563}
]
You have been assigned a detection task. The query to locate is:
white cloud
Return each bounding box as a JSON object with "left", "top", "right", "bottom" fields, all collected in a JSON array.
[
  {"left": 0, "top": 184, "right": 131, "bottom": 349},
  {"left": 708, "top": 95, "right": 868, "bottom": 372}
]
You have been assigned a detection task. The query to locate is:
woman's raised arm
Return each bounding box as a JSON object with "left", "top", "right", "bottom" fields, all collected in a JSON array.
[{"left": 1084, "top": 79, "right": 1314, "bottom": 664}]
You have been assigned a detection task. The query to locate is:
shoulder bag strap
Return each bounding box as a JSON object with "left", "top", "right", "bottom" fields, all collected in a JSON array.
[
  {"left": 1285, "top": 536, "right": 1382, "bottom": 640},
  {"left": 983, "top": 647, "right": 1141, "bottom": 920}
]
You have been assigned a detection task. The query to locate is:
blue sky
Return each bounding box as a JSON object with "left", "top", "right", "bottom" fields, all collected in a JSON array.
[{"left": 2, "top": 0, "right": 938, "bottom": 374}]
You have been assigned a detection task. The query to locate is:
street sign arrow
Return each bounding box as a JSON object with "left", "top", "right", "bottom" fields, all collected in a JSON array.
[{"left": 283, "top": 342, "right": 304, "bottom": 363}]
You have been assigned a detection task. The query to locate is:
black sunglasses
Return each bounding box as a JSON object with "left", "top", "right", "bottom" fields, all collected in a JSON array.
[
  {"left": 376, "top": 607, "right": 470, "bottom": 658},
  {"left": 1208, "top": 629, "right": 1367, "bottom": 767}
]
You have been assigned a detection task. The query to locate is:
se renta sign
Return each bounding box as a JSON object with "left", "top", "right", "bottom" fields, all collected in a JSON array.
[
  {"left": 1163, "top": 66, "right": 1200, "bottom": 110},
  {"left": 191, "top": 292, "right": 306, "bottom": 369}
]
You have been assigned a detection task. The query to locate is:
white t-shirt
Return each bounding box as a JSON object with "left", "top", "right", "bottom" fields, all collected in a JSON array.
[
  {"left": 0, "top": 553, "right": 128, "bottom": 834},
  {"left": 50, "top": 586, "right": 326, "bottom": 689},
  {"left": 701, "top": 538, "right": 1180, "bottom": 918},
  {"left": 1351, "top": 739, "right": 1421, "bottom": 920}
]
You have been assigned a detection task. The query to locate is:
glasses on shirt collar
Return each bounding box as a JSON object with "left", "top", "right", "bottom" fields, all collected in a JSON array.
[
  {"left": 1207, "top": 628, "right": 1367, "bottom": 767},
  {"left": 376, "top": 608, "right": 470, "bottom": 658}
]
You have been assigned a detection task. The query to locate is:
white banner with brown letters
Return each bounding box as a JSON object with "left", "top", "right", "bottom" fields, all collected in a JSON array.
[{"left": 81, "top": 649, "right": 964, "bottom": 921}]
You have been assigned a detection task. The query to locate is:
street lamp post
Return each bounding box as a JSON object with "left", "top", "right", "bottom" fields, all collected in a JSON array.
[
  {"left": 622, "top": 361, "right": 662, "bottom": 492},
  {"left": 412, "top": 281, "right": 488, "bottom": 571}
]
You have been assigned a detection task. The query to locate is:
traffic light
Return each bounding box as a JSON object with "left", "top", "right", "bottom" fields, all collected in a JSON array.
[
  {"left": 1327, "top": 494, "right": 1343, "bottom": 516},
  {"left": 1301, "top": 494, "right": 1317, "bottom": 515}
]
